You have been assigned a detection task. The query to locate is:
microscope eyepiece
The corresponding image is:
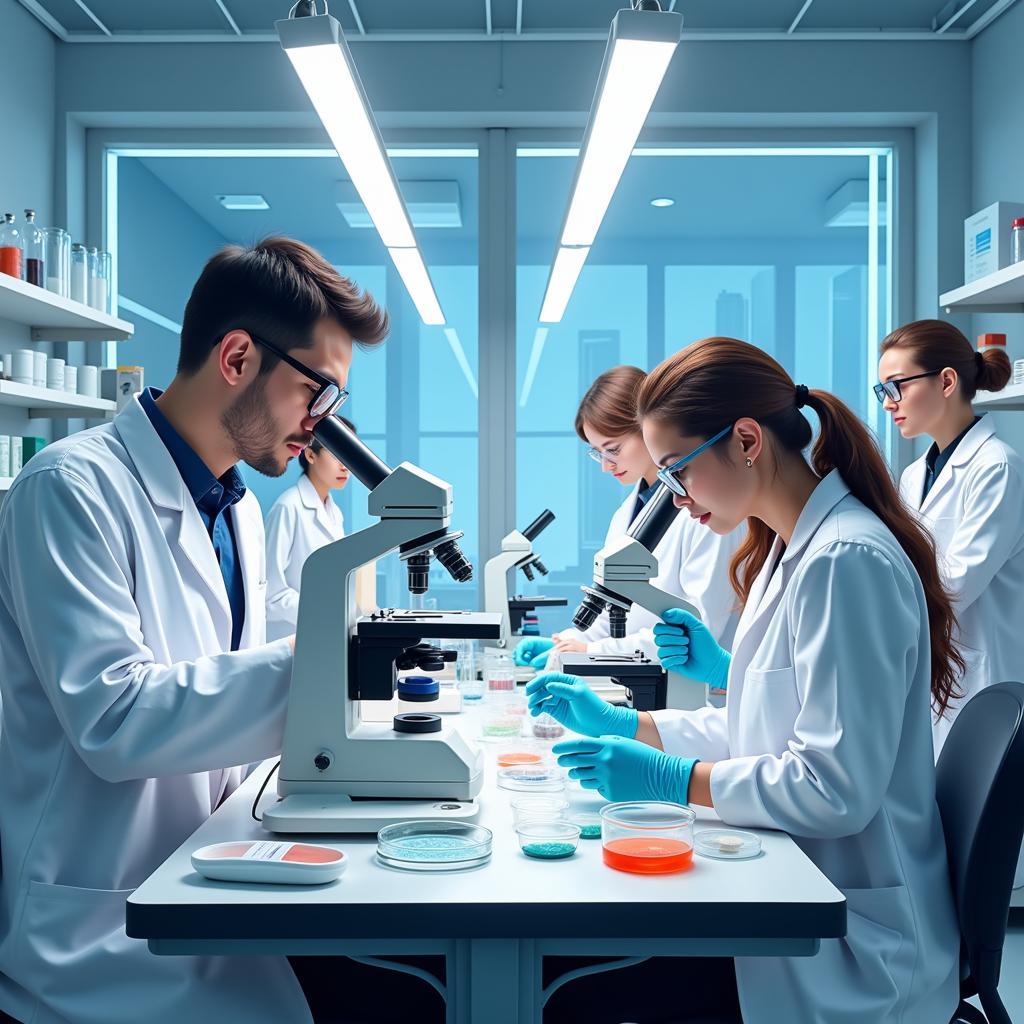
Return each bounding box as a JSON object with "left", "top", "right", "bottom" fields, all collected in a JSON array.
[
  {"left": 434, "top": 537, "right": 473, "bottom": 583},
  {"left": 572, "top": 591, "right": 606, "bottom": 632}
]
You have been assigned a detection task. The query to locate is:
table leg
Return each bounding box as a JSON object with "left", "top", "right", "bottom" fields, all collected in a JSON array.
[{"left": 449, "top": 939, "right": 541, "bottom": 1024}]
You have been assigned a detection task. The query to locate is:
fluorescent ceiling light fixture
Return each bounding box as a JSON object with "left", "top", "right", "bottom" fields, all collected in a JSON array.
[
  {"left": 217, "top": 194, "right": 269, "bottom": 210},
  {"left": 337, "top": 180, "right": 462, "bottom": 229},
  {"left": 117, "top": 296, "right": 182, "bottom": 335},
  {"left": 650, "top": 197, "right": 674, "bottom": 207},
  {"left": 825, "top": 179, "right": 888, "bottom": 228},
  {"left": 111, "top": 148, "right": 477, "bottom": 159},
  {"left": 278, "top": 11, "right": 445, "bottom": 323},
  {"left": 539, "top": 3, "right": 680, "bottom": 322},
  {"left": 519, "top": 146, "right": 891, "bottom": 158},
  {"left": 388, "top": 247, "right": 445, "bottom": 326},
  {"left": 277, "top": 14, "right": 415, "bottom": 248},
  {"left": 558, "top": 5, "right": 682, "bottom": 248},
  {"left": 539, "top": 247, "right": 590, "bottom": 324}
]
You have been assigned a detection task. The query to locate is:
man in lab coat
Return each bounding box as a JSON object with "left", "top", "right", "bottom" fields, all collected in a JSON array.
[{"left": 0, "top": 238, "right": 388, "bottom": 1024}]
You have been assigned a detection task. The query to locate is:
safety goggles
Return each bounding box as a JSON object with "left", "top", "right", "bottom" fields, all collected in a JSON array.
[
  {"left": 250, "top": 334, "right": 350, "bottom": 418},
  {"left": 873, "top": 369, "right": 941, "bottom": 405},
  {"left": 656, "top": 424, "right": 734, "bottom": 498},
  {"left": 585, "top": 442, "right": 624, "bottom": 467}
]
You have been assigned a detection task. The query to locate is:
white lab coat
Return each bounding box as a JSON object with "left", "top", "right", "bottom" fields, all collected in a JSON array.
[
  {"left": 265, "top": 473, "right": 346, "bottom": 641},
  {"left": 556, "top": 482, "right": 743, "bottom": 658},
  {"left": 899, "top": 416, "right": 1024, "bottom": 755},
  {"left": 651, "top": 470, "right": 959, "bottom": 1024},
  {"left": 0, "top": 397, "right": 310, "bottom": 1024}
]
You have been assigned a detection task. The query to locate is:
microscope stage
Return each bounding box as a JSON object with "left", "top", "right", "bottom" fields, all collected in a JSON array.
[{"left": 263, "top": 794, "right": 481, "bottom": 834}]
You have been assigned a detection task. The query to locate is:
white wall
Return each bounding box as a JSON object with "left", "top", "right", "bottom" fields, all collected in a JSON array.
[
  {"left": 0, "top": 1, "right": 56, "bottom": 446},
  {"left": 972, "top": 2, "right": 1024, "bottom": 453}
]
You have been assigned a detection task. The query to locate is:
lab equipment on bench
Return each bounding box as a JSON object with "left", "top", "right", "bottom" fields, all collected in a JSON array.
[
  {"left": 600, "top": 801, "right": 695, "bottom": 875},
  {"left": 516, "top": 821, "right": 580, "bottom": 859},
  {"left": 262, "top": 414, "right": 501, "bottom": 834},
  {"left": 483, "top": 508, "right": 567, "bottom": 657},
  {"left": 570, "top": 483, "right": 705, "bottom": 710},
  {"left": 376, "top": 820, "right": 493, "bottom": 871},
  {"left": 558, "top": 648, "right": 667, "bottom": 712},
  {"left": 191, "top": 841, "right": 347, "bottom": 885},
  {"left": 694, "top": 829, "right": 763, "bottom": 861}
]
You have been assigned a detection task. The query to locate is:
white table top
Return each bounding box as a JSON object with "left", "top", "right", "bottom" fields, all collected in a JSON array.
[{"left": 127, "top": 709, "right": 845, "bottom": 945}]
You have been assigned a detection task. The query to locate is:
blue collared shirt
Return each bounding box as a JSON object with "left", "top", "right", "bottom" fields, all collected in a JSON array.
[
  {"left": 629, "top": 478, "right": 661, "bottom": 527},
  {"left": 922, "top": 416, "right": 981, "bottom": 501},
  {"left": 140, "top": 388, "right": 247, "bottom": 650}
]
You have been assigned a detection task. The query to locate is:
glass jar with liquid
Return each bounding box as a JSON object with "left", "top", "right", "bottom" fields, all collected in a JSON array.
[
  {"left": 0, "top": 213, "right": 23, "bottom": 279},
  {"left": 43, "top": 227, "right": 70, "bottom": 297},
  {"left": 69, "top": 243, "right": 88, "bottom": 304},
  {"left": 22, "top": 210, "right": 44, "bottom": 286}
]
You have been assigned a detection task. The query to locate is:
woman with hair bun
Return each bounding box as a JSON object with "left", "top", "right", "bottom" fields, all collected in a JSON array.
[{"left": 878, "top": 320, "right": 1024, "bottom": 754}]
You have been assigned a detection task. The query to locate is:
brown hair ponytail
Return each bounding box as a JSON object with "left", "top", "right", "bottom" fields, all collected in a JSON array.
[
  {"left": 880, "top": 319, "right": 1011, "bottom": 399},
  {"left": 637, "top": 337, "right": 964, "bottom": 717}
]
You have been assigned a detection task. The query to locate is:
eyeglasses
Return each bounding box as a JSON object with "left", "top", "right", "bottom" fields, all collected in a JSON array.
[
  {"left": 585, "top": 442, "right": 624, "bottom": 467},
  {"left": 656, "top": 424, "right": 734, "bottom": 498},
  {"left": 873, "top": 369, "right": 941, "bottom": 405},
  {"left": 250, "top": 333, "right": 350, "bottom": 418}
]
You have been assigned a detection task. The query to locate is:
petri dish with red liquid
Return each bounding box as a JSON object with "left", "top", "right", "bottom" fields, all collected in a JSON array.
[{"left": 600, "top": 802, "right": 695, "bottom": 875}]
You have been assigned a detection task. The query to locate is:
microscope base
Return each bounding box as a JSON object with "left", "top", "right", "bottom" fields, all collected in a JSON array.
[{"left": 262, "top": 793, "right": 481, "bottom": 834}]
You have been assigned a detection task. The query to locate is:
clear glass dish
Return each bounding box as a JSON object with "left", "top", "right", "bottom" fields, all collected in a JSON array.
[
  {"left": 600, "top": 801, "right": 695, "bottom": 875},
  {"left": 694, "top": 828, "right": 762, "bottom": 860},
  {"left": 510, "top": 795, "right": 569, "bottom": 826},
  {"left": 497, "top": 765, "right": 566, "bottom": 793},
  {"left": 516, "top": 821, "right": 581, "bottom": 859},
  {"left": 376, "top": 820, "right": 493, "bottom": 871}
]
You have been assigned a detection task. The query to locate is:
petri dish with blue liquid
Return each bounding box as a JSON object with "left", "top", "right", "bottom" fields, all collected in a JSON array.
[{"left": 377, "top": 821, "right": 493, "bottom": 871}]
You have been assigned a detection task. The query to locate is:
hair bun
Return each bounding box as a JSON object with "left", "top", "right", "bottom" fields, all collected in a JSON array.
[{"left": 976, "top": 347, "right": 1012, "bottom": 394}]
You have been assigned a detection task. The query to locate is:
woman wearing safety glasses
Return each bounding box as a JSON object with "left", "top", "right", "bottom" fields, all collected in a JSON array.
[
  {"left": 877, "top": 320, "right": 1023, "bottom": 763},
  {"left": 513, "top": 365, "right": 742, "bottom": 678},
  {"left": 529, "top": 337, "right": 962, "bottom": 1024}
]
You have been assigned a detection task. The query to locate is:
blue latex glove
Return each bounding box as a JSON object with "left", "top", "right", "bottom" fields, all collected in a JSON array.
[
  {"left": 653, "top": 608, "right": 731, "bottom": 690},
  {"left": 513, "top": 637, "right": 554, "bottom": 669},
  {"left": 526, "top": 672, "right": 638, "bottom": 739},
  {"left": 553, "top": 735, "right": 699, "bottom": 804}
]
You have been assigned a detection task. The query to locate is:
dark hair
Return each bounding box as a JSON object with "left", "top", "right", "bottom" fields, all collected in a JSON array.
[
  {"left": 299, "top": 415, "right": 356, "bottom": 474},
  {"left": 574, "top": 366, "right": 646, "bottom": 442},
  {"left": 637, "top": 336, "right": 964, "bottom": 719},
  {"left": 177, "top": 237, "right": 388, "bottom": 375},
  {"left": 880, "top": 319, "right": 1011, "bottom": 400}
]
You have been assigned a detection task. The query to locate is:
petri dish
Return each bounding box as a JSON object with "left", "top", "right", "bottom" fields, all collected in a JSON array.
[
  {"left": 510, "top": 795, "right": 569, "bottom": 826},
  {"left": 377, "top": 821, "right": 493, "bottom": 872},
  {"left": 568, "top": 811, "right": 603, "bottom": 839},
  {"left": 497, "top": 765, "right": 566, "bottom": 793},
  {"left": 694, "top": 828, "right": 763, "bottom": 860},
  {"left": 600, "top": 801, "right": 695, "bottom": 875},
  {"left": 516, "top": 821, "right": 581, "bottom": 860}
]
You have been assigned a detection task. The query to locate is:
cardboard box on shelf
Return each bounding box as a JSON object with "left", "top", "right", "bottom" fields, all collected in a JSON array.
[{"left": 965, "top": 202, "right": 1024, "bottom": 283}]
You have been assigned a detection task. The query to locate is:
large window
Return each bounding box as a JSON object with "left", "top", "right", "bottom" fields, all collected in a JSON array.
[{"left": 515, "top": 145, "right": 892, "bottom": 635}]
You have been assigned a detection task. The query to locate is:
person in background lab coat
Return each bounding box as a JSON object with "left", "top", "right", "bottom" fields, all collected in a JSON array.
[
  {"left": 877, "top": 320, "right": 1023, "bottom": 755},
  {"left": 0, "top": 238, "right": 395, "bottom": 1024},
  {"left": 513, "top": 365, "right": 742, "bottom": 675},
  {"left": 530, "top": 337, "right": 961, "bottom": 1024},
  {"left": 265, "top": 416, "right": 354, "bottom": 641}
]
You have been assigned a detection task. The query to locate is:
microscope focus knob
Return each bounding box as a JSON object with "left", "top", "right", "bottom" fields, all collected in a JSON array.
[{"left": 313, "top": 750, "right": 333, "bottom": 772}]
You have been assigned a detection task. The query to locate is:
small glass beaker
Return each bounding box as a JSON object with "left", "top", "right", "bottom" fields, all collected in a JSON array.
[
  {"left": 600, "top": 801, "right": 695, "bottom": 875},
  {"left": 484, "top": 653, "right": 516, "bottom": 695}
]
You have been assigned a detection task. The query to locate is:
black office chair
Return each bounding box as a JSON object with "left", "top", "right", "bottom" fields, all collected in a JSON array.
[{"left": 937, "top": 681, "right": 1024, "bottom": 1024}]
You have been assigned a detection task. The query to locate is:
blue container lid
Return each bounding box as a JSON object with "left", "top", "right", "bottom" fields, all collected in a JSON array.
[{"left": 397, "top": 675, "right": 440, "bottom": 698}]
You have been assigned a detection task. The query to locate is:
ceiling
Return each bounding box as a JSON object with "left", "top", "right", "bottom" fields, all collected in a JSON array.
[
  {"left": 126, "top": 147, "right": 882, "bottom": 250},
  {"left": 18, "top": 0, "right": 1019, "bottom": 42}
]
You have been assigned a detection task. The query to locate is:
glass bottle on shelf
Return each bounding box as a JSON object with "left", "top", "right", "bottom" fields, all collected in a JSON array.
[
  {"left": 69, "top": 243, "right": 88, "bottom": 304},
  {"left": 94, "top": 250, "right": 112, "bottom": 313},
  {"left": 0, "top": 213, "right": 23, "bottom": 280},
  {"left": 43, "top": 227, "right": 70, "bottom": 296},
  {"left": 87, "top": 246, "right": 101, "bottom": 310},
  {"left": 22, "top": 209, "right": 44, "bottom": 287}
]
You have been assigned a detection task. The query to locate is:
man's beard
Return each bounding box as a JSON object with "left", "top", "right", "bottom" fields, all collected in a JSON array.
[{"left": 221, "top": 375, "right": 289, "bottom": 478}]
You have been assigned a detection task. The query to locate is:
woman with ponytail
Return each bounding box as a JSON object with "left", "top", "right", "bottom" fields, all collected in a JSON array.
[
  {"left": 878, "top": 320, "right": 1024, "bottom": 755},
  {"left": 533, "top": 337, "right": 960, "bottom": 1024}
]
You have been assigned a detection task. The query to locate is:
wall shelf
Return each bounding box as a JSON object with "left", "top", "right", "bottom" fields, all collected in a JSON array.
[
  {"left": 974, "top": 381, "right": 1024, "bottom": 412},
  {"left": 0, "top": 273, "right": 133, "bottom": 341},
  {"left": 940, "top": 262, "right": 1024, "bottom": 314},
  {"left": 0, "top": 380, "right": 116, "bottom": 418}
]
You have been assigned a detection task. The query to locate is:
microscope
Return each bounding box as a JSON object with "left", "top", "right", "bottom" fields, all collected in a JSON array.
[
  {"left": 263, "top": 416, "right": 501, "bottom": 835},
  {"left": 482, "top": 509, "right": 567, "bottom": 655},
  {"left": 558, "top": 484, "right": 707, "bottom": 712}
]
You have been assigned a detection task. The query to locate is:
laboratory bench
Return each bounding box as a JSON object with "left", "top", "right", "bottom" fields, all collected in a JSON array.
[{"left": 127, "top": 708, "right": 846, "bottom": 1024}]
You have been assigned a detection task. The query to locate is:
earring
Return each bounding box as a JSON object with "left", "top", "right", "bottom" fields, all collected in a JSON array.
[{"left": 745, "top": 457, "right": 753, "bottom": 468}]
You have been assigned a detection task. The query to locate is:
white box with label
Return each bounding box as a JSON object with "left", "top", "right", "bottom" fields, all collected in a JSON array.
[{"left": 965, "top": 202, "right": 1024, "bottom": 283}]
